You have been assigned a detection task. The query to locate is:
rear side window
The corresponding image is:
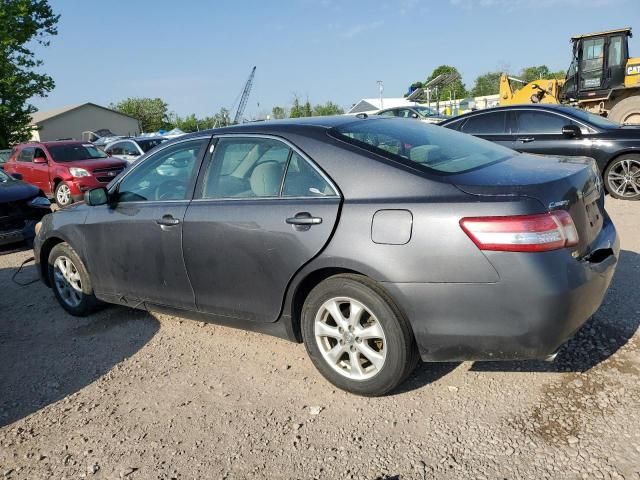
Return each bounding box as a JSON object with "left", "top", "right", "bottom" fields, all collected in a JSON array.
[
  {"left": 461, "top": 112, "right": 508, "bottom": 135},
  {"left": 331, "top": 118, "right": 512, "bottom": 174},
  {"left": 515, "top": 111, "right": 569, "bottom": 134},
  {"left": 282, "top": 152, "right": 336, "bottom": 197}
]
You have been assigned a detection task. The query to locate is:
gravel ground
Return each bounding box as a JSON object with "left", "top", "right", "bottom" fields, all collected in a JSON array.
[{"left": 0, "top": 198, "right": 638, "bottom": 480}]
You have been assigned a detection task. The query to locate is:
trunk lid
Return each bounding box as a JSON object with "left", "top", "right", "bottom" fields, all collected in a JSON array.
[{"left": 451, "top": 153, "right": 605, "bottom": 257}]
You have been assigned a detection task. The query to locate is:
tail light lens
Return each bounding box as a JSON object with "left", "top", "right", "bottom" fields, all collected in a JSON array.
[{"left": 460, "top": 211, "right": 579, "bottom": 252}]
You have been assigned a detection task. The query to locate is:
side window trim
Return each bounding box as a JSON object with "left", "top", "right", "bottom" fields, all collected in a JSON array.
[
  {"left": 193, "top": 134, "right": 340, "bottom": 201},
  {"left": 109, "top": 135, "right": 212, "bottom": 202}
]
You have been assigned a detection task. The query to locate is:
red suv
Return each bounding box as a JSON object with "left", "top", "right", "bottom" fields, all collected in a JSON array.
[{"left": 4, "top": 141, "right": 127, "bottom": 207}]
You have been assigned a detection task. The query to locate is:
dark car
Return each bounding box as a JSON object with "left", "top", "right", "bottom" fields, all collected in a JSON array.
[
  {"left": 440, "top": 104, "right": 640, "bottom": 200},
  {"left": 3, "top": 141, "right": 127, "bottom": 207},
  {"left": 34, "top": 117, "right": 618, "bottom": 396},
  {"left": 0, "top": 169, "right": 51, "bottom": 247}
]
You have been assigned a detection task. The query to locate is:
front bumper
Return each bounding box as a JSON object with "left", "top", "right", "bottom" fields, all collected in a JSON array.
[
  {"left": 67, "top": 176, "right": 110, "bottom": 201},
  {"left": 384, "top": 217, "right": 619, "bottom": 362}
]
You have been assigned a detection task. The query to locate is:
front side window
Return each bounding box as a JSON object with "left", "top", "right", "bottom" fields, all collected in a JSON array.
[
  {"left": 202, "top": 138, "right": 290, "bottom": 198},
  {"left": 580, "top": 37, "right": 605, "bottom": 89},
  {"left": 122, "top": 142, "right": 140, "bottom": 156},
  {"left": 461, "top": 112, "right": 508, "bottom": 135},
  {"left": 396, "top": 109, "right": 413, "bottom": 118},
  {"left": 117, "top": 138, "right": 206, "bottom": 202},
  {"left": 331, "top": 118, "right": 512, "bottom": 174},
  {"left": 377, "top": 110, "right": 397, "bottom": 117},
  {"left": 608, "top": 36, "right": 623, "bottom": 67},
  {"left": 515, "top": 111, "right": 568, "bottom": 134},
  {"left": 48, "top": 144, "right": 108, "bottom": 161},
  {"left": 18, "top": 147, "right": 34, "bottom": 162}
]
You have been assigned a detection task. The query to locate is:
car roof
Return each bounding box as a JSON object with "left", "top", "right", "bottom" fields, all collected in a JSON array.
[{"left": 440, "top": 104, "right": 586, "bottom": 123}]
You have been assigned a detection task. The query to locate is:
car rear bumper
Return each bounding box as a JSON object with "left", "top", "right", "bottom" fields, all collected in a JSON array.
[{"left": 383, "top": 217, "right": 619, "bottom": 362}]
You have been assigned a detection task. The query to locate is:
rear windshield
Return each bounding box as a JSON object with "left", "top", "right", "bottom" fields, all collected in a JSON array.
[
  {"left": 330, "top": 118, "right": 512, "bottom": 174},
  {"left": 47, "top": 144, "right": 108, "bottom": 162}
]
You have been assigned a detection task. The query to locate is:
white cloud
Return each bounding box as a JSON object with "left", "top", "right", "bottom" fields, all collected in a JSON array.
[{"left": 340, "top": 20, "right": 385, "bottom": 39}]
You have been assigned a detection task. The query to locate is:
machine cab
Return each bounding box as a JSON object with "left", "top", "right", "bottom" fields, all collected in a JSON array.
[{"left": 561, "top": 27, "right": 631, "bottom": 100}]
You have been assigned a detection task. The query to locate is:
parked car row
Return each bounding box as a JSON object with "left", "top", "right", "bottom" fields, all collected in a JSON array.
[{"left": 33, "top": 115, "right": 618, "bottom": 396}]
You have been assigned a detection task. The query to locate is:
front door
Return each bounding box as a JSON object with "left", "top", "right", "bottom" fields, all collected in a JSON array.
[
  {"left": 182, "top": 135, "right": 341, "bottom": 323},
  {"left": 31, "top": 147, "right": 52, "bottom": 194},
  {"left": 82, "top": 137, "right": 210, "bottom": 309},
  {"left": 510, "top": 109, "right": 592, "bottom": 158}
]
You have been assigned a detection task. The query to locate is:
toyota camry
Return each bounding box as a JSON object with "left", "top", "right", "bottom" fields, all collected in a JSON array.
[{"left": 33, "top": 116, "right": 618, "bottom": 396}]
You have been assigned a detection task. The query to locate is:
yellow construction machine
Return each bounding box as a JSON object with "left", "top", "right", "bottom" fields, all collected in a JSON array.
[{"left": 500, "top": 27, "right": 640, "bottom": 124}]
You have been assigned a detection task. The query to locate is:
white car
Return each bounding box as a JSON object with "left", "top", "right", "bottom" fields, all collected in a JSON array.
[
  {"left": 376, "top": 105, "right": 448, "bottom": 124},
  {"left": 104, "top": 137, "right": 167, "bottom": 164}
]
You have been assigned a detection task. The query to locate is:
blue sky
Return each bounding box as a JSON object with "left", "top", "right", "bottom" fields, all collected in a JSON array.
[{"left": 32, "top": 0, "right": 638, "bottom": 119}]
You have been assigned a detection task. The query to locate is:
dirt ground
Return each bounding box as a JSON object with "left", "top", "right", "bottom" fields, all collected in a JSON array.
[{"left": 0, "top": 198, "right": 638, "bottom": 480}]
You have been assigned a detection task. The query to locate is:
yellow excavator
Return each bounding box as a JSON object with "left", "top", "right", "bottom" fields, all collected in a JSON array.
[{"left": 500, "top": 27, "right": 640, "bottom": 124}]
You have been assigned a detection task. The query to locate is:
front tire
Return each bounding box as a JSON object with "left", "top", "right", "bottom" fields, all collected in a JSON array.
[
  {"left": 608, "top": 96, "right": 640, "bottom": 125},
  {"left": 301, "top": 274, "right": 418, "bottom": 396},
  {"left": 48, "top": 242, "right": 99, "bottom": 316},
  {"left": 55, "top": 182, "right": 73, "bottom": 207},
  {"left": 604, "top": 154, "right": 640, "bottom": 200}
]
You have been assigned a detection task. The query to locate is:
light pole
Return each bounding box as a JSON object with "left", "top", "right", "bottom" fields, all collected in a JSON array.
[{"left": 377, "top": 80, "right": 384, "bottom": 110}]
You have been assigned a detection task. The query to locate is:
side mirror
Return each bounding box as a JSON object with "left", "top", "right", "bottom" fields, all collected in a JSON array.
[
  {"left": 562, "top": 124, "right": 581, "bottom": 137},
  {"left": 84, "top": 187, "right": 109, "bottom": 206},
  {"left": 10, "top": 173, "right": 23, "bottom": 180},
  {"left": 33, "top": 156, "right": 47, "bottom": 164}
]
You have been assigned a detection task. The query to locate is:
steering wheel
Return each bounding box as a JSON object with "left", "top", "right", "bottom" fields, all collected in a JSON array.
[{"left": 155, "top": 179, "right": 186, "bottom": 200}]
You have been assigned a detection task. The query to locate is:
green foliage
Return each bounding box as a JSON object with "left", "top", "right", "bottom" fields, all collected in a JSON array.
[
  {"left": 517, "top": 65, "right": 566, "bottom": 83},
  {"left": 302, "top": 100, "right": 312, "bottom": 117},
  {"left": 424, "top": 65, "right": 467, "bottom": 101},
  {"left": 312, "top": 101, "right": 344, "bottom": 116},
  {"left": 470, "top": 71, "right": 502, "bottom": 97},
  {"left": 289, "top": 96, "right": 304, "bottom": 118},
  {"left": 111, "top": 97, "right": 171, "bottom": 133},
  {"left": 271, "top": 106, "right": 287, "bottom": 119},
  {"left": 0, "top": 0, "right": 59, "bottom": 148}
]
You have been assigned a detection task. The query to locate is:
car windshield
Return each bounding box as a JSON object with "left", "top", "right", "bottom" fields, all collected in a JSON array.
[
  {"left": 559, "top": 107, "right": 620, "bottom": 129},
  {"left": 413, "top": 106, "right": 439, "bottom": 117},
  {"left": 0, "top": 169, "right": 12, "bottom": 182},
  {"left": 47, "top": 144, "right": 108, "bottom": 162},
  {"left": 331, "top": 118, "right": 513, "bottom": 174}
]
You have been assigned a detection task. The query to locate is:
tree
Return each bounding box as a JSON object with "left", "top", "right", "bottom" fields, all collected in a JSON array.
[
  {"left": 424, "top": 65, "right": 467, "bottom": 101},
  {"left": 111, "top": 97, "right": 171, "bottom": 132},
  {"left": 470, "top": 71, "right": 501, "bottom": 97},
  {"left": 302, "top": 100, "right": 313, "bottom": 117},
  {"left": 271, "top": 106, "right": 287, "bottom": 119},
  {"left": 0, "top": 0, "right": 59, "bottom": 148},
  {"left": 312, "top": 101, "right": 344, "bottom": 116},
  {"left": 517, "top": 65, "right": 565, "bottom": 83},
  {"left": 289, "top": 95, "right": 304, "bottom": 118}
]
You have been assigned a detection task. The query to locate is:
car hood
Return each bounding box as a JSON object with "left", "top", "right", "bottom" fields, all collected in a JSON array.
[
  {"left": 61, "top": 158, "right": 127, "bottom": 170},
  {"left": 0, "top": 179, "right": 40, "bottom": 202}
]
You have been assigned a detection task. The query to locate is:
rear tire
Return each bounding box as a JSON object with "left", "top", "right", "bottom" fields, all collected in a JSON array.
[
  {"left": 48, "top": 242, "right": 99, "bottom": 316},
  {"left": 604, "top": 154, "right": 640, "bottom": 200},
  {"left": 301, "top": 274, "right": 419, "bottom": 396},
  {"left": 608, "top": 96, "right": 640, "bottom": 125}
]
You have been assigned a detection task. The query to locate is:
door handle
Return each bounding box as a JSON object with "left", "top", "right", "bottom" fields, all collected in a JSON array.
[
  {"left": 286, "top": 212, "right": 322, "bottom": 227},
  {"left": 517, "top": 137, "right": 535, "bottom": 143},
  {"left": 156, "top": 215, "right": 180, "bottom": 227}
]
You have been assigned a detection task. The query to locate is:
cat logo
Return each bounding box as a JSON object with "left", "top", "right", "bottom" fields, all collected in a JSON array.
[{"left": 627, "top": 64, "right": 640, "bottom": 76}]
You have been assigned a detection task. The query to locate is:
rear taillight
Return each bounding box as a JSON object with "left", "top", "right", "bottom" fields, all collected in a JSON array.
[{"left": 460, "top": 211, "right": 579, "bottom": 252}]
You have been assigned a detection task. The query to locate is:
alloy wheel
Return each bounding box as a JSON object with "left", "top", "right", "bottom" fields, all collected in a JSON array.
[
  {"left": 607, "top": 159, "right": 640, "bottom": 198},
  {"left": 53, "top": 255, "right": 83, "bottom": 308},
  {"left": 314, "top": 297, "right": 387, "bottom": 381},
  {"left": 56, "top": 184, "right": 71, "bottom": 206}
]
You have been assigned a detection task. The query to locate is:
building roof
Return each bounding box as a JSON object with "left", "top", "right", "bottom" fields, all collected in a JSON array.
[
  {"left": 30, "top": 102, "right": 138, "bottom": 125},
  {"left": 347, "top": 98, "right": 420, "bottom": 114}
]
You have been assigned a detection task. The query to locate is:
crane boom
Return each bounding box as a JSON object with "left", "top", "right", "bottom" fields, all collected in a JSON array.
[{"left": 233, "top": 66, "right": 256, "bottom": 124}]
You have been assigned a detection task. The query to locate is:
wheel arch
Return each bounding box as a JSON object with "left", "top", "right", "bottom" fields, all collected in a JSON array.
[
  {"left": 603, "top": 149, "right": 640, "bottom": 173},
  {"left": 39, "top": 236, "right": 65, "bottom": 287}
]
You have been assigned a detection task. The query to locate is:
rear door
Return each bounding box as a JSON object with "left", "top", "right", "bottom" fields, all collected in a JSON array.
[
  {"left": 459, "top": 111, "right": 512, "bottom": 148},
  {"left": 12, "top": 147, "right": 35, "bottom": 182},
  {"left": 182, "top": 135, "right": 341, "bottom": 322}
]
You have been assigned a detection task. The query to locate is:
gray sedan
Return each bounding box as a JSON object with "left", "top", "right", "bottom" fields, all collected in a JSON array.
[{"left": 33, "top": 116, "right": 618, "bottom": 396}]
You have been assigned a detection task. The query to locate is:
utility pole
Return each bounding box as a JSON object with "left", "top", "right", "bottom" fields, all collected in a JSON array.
[{"left": 377, "top": 80, "right": 384, "bottom": 110}]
